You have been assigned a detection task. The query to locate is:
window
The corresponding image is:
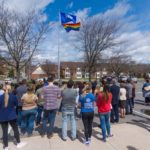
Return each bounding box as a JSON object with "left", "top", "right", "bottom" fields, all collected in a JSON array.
[
  {"left": 65, "top": 67, "right": 70, "bottom": 73},
  {"left": 65, "top": 67, "right": 70, "bottom": 78},
  {"left": 65, "top": 73, "right": 70, "bottom": 78},
  {"left": 76, "top": 72, "right": 82, "bottom": 78},
  {"left": 85, "top": 73, "right": 89, "bottom": 78},
  {"left": 96, "top": 72, "right": 100, "bottom": 78},
  {"left": 76, "top": 68, "right": 82, "bottom": 79}
]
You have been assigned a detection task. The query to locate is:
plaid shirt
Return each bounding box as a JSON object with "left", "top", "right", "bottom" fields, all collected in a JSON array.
[{"left": 43, "top": 85, "right": 61, "bottom": 110}]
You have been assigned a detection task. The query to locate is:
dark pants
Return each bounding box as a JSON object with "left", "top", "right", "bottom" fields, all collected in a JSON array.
[
  {"left": 42, "top": 109, "right": 57, "bottom": 135},
  {"left": 81, "top": 112, "right": 94, "bottom": 141},
  {"left": 145, "top": 97, "right": 150, "bottom": 104},
  {"left": 16, "top": 106, "right": 22, "bottom": 126},
  {"left": 1, "top": 119, "right": 20, "bottom": 148},
  {"left": 111, "top": 104, "right": 119, "bottom": 123},
  {"left": 131, "top": 97, "right": 135, "bottom": 107},
  {"left": 126, "top": 99, "right": 133, "bottom": 114},
  {"left": 36, "top": 105, "right": 43, "bottom": 125}
]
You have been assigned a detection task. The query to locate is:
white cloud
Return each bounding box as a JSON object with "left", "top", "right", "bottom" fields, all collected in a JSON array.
[
  {"left": 103, "top": 1, "right": 131, "bottom": 18},
  {"left": 33, "top": 8, "right": 91, "bottom": 64},
  {"left": 36, "top": 25, "right": 82, "bottom": 63},
  {"left": 3, "top": 0, "right": 54, "bottom": 12},
  {"left": 37, "top": 1, "right": 150, "bottom": 64},
  {"left": 103, "top": 30, "right": 150, "bottom": 63},
  {"left": 67, "top": 1, "right": 74, "bottom": 9},
  {"left": 95, "top": 1, "right": 150, "bottom": 63},
  {"left": 39, "top": 14, "right": 48, "bottom": 22},
  {"left": 75, "top": 8, "right": 91, "bottom": 22}
]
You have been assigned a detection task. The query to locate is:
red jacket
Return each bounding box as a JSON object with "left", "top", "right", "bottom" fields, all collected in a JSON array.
[{"left": 97, "top": 92, "right": 112, "bottom": 113}]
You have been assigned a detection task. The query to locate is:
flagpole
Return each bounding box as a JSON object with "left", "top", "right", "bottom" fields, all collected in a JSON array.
[
  {"left": 57, "top": 10, "right": 60, "bottom": 80},
  {"left": 57, "top": 28, "right": 60, "bottom": 80}
]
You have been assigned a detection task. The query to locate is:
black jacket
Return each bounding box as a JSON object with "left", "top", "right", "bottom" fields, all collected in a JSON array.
[{"left": 110, "top": 84, "right": 120, "bottom": 105}]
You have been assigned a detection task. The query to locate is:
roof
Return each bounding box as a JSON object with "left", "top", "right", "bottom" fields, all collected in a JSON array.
[
  {"left": 61, "top": 61, "right": 85, "bottom": 70},
  {"left": 32, "top": 66, "right": 46, "bottom": 75}
]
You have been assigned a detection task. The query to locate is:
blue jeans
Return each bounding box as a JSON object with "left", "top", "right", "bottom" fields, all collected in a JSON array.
[
  {"left": 21, "top": 108, "right": 37, "bottom": 134},
  {"left": 126, "top": 99, "right": 133, "bottom": 114},
  {"left": 42, "top": 109, "right": 57, "bottom": 135},
  {"left": 99, "top": 112, "right": 111, "bottom": 140},
  {"left": 36, "top": 105, "right": 43, "bottom": 125},
  {"left": 62, "top": 109, "right": 76, "bottom": 139}
]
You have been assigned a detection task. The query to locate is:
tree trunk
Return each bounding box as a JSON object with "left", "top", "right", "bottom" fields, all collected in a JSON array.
[
  {"left": 88, "top": 70, "right": 92, "bottom": 82},
  {"left": 16, "top": 64, "right": 20, "bottom": 83}
]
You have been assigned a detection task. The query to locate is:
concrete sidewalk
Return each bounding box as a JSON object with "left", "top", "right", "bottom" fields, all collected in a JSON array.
[{"left": 0, "top": 123, "right": 149, "bottom": 150}]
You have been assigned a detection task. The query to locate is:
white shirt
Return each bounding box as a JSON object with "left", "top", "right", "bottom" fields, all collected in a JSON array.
[
  {"left": 120, "top": 88, "right": 127, "bottom": 101},
  {"left": 75, "top": 88, "right": 79, "bottom": 104}
]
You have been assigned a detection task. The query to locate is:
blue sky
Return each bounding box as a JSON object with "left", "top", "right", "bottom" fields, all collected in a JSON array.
[
  {"left": 44, "top": 0, "right": 118, "bottom": 21},
  {"left": 44, "top": 0, "right": 150, "bottom": 29},
  {"left": 2, "top": 0, "right": 150, "bottom": 63}
]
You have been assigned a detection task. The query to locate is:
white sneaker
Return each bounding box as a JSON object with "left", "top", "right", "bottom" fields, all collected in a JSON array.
[
  {"left": 83, "top": 140, "right": 90, "bottom": 145},
  {"left": 16, "top": 142, "right": 27, "bottom": 148},
  {"left": 4, "top": 147, "right": 9, "bottom": 150}
]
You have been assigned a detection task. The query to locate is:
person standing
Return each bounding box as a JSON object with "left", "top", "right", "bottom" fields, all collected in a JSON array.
[
  {"left": 16, "top": 79, "right": 27, "bottom": 126},
  {"left": 42, "top": 76, "right": 61, "bottom": 138},
  {"left": 35, "top": 82, "right": 44, "bottom": 126},
  {"left": 142, "top": 78, "right": 150, "bottom": 105},
  {"left": 110, "top": 79, "right": 120, "bottom": 123},
  {"left": 119, "top": 83, "right": 127, "bottom": 118},
  {"left": 21, "top": 85, "right": 38, "bottom": 136},
  {"left": 61, "top": 80, "right": 77, "bottom": 141},
  {"left": 92, "top": 80, "right": 97, "bottom": 94},
  {"left": 97, "top": 85, "right": 113, "bottom": 142},
  {"left": 126, "top": 79, "right": 133, "bottom": 114},
  {"left": 131, "top": 81, "right": 136, "bottom": 108},
  {"left": 79, "top": 86, "right": 96, "bottom": 145},
  {"left": 0, "top": 85, "right": 26, "bottom": 150}
]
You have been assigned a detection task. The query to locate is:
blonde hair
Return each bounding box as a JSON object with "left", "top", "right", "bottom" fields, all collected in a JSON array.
[{"left": 4, "top": 85, "right": 11, "bottom": 108}]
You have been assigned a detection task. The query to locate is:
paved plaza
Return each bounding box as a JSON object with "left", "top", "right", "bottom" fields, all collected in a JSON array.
[{"left": 0, "top": 123, "right": 149, "bottom": 150}]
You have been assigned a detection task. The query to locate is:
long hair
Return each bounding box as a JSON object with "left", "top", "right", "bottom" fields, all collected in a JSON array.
[
  {"left": 4, "top": 85, "right": 11, "bottom": 108},
  {"left": 102, "top": 84, "right": 110, "bottom": 103}
]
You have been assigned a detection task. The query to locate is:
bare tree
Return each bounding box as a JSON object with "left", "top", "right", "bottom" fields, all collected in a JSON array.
[
  {"left": 0, "top": 2, "right": 49, "bottom": 82},
  {"left": 78, "top": 17, "right": 120, "bottom": 81},
  {"left": 0, "top": 59, "right": 6, "bottom": 75},
  {"left": 107, "top": 50, "right": 132, "bottom": 76},
  {"left": 42, "top": 60, "right": 57, "bottom": 77}
]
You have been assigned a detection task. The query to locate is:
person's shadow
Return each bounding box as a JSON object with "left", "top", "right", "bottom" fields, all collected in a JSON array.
[
  {"left": 127, "top": 146, "right": 139, "bottom": 150},
  {"left": 76, "top": 130, "right": 84, "bottom": 143},
  {"left": 92, "top": 128, "right": 102, "bottom": 140}
]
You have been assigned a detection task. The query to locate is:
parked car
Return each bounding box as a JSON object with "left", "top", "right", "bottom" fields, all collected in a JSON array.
[
  {"left": 118, "top": 76, "right": 128, "bottom": 82},
  {"left": 129, "top": 76, "right": 138, "bottom": 83},
  {"left": 36, "top": 78, "right": 44, "bottom": 82},
  {"left": 4, "top": 78, "right": 17, "bottom": 84}
]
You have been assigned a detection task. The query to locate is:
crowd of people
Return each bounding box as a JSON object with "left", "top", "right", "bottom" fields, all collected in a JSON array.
[{"left": 0, "top": 76, "right": 149, "bottom": 150}]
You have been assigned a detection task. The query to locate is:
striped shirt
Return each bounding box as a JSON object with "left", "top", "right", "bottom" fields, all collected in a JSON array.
[{"left": 43, "top": 85, "right": 61, "bottom": 110}]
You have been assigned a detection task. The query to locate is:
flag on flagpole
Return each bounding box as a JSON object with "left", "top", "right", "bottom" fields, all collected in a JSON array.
[
  {"left": 63, "top": 22, "right": 80, "bottom": 32},
  {"left": 60, "top": 12, "right": 81, "bottom": 32},
  {"left": 60, "top": 12, "right": 76, "bottom": 24}
]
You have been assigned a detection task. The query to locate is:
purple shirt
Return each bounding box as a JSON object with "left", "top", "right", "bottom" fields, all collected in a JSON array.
[{"left": 43, "top": 85, "right": 61, "bottom": 110}]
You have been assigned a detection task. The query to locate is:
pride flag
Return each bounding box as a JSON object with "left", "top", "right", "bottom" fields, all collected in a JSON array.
[
  {"left": 63, "top": 22, "right": 80, "bottom": 32},
  {"left": 60, "top": 12, "right": 81, "bottom": 32}
]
